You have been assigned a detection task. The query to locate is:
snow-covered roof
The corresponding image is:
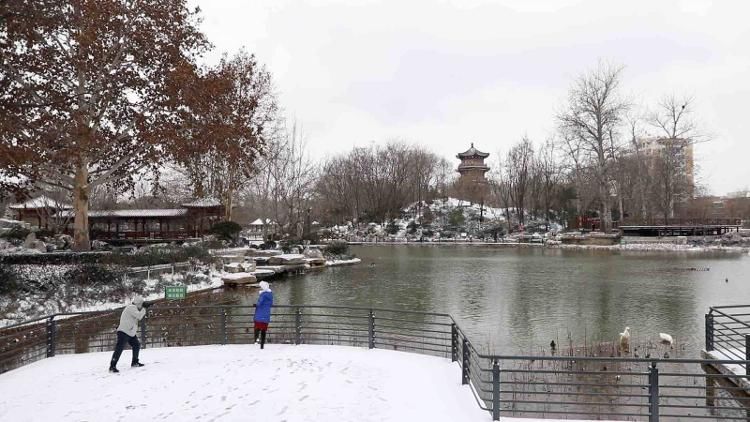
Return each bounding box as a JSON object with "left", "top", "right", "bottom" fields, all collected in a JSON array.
[
  {"left": 59, "top": 209, "right": 188, "bottom": 218},
  {"left": 181, "top": 198, "right": 222, "bottom": 208},
  {"left": 456, "top": 143, "right": 489, "bottom": 159},
  {"left": 9, "top": 195, "right": 72, "bottom": 210},
  {"left": 250, "top": 218, "right": 274, "bottom": 226}
]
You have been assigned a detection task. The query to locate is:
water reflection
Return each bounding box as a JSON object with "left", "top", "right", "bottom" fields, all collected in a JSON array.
[{"left": 262, "top": 245, "right": 750, "bottom": 355}]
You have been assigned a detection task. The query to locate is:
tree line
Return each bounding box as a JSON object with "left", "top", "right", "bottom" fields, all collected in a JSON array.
[{"left": 0, "top": 1, "right": 717, "bottom": 248}]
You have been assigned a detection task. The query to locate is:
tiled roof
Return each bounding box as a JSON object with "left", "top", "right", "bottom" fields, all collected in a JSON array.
[
  {"left": 9, "top": 195, "right": 72, "bottom": 210},
  {"left": 58, "top": 209, "right": 188, "bottom": 218},
  {"left": 182, "top": 198, "right": 222, "bottom": 208},
  {"left": 456, "top": 143, "right": 489, "bottom": 158}
]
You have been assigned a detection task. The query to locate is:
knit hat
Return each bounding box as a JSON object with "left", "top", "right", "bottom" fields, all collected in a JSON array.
[{"left": 132, "top": 296, "right": 145, "bottom": 306}]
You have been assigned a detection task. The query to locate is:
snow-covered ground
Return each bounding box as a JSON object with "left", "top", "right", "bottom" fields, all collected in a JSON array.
[{"left": 0, "top": 344, "right": 492, "bottom": 422}]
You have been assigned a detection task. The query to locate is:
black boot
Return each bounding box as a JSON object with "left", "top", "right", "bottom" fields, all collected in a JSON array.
[
  {"left": 254, "top": 328, "right": 260, "bottom": 344},
  {"left": 260, "top": 330, "right": 267, "bottom": 350},
  {"left": 109, "top": 366, "right": 119, "bottom": 373},
  {"left": 131, "top": 361, "right": 145, "bottom": 367}
]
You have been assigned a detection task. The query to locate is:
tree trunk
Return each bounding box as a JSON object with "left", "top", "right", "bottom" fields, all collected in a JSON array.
[
  {"left": 600, "top": 183, "right": 612, "bottom": 233},
  {"left": 225, "top": 186, "right": 233, "bottom": 221},
  {"left": 72, "top": 162, "right": 91, "bottom": 251}
]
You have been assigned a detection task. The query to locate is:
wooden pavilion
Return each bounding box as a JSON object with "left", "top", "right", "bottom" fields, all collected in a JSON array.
[
  {"left": 10, "top": 196, "right": 226, "bottom": 242},
  {"left": 8, "top": 195, "right": 72, "bottom": 230}
]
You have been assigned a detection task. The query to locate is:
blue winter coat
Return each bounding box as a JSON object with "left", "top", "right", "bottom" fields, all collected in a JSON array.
[{"left": 254, "top": 290, "right": 273, "bottom": 323}]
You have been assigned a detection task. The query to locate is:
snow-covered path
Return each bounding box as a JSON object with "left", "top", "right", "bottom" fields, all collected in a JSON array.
[{"left": 0, "top": 344, "right": 492, "bottom": 422}]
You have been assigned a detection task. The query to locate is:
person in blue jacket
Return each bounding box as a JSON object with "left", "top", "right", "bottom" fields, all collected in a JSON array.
[{"left": 253, "top": 281, "right": 273, "bottom": 349}]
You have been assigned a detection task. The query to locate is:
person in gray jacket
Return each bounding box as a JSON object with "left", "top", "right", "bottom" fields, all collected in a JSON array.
[{"left": 109, "top": 296, "right": 150, "bottom": 373}]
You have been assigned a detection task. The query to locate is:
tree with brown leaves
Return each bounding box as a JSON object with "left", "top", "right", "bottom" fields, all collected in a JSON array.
[
  {"left": 175, "top": 50, "right": 278, "bottom": 221},
  {"left": 0, "top": 0, "right": 207, "bottom": 250}
]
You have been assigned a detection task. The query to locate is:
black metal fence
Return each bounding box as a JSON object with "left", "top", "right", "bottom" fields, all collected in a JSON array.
[
  {"left": 706, "top": 305, "right": 750, "bottom": 370},
  {"left": 2, "top": 304, "right": 750, "bottom": 421}
]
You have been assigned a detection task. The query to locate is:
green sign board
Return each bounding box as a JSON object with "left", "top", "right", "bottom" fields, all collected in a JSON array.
[{"left": 165, "top": 285, "right": 187, "bottom": 300}]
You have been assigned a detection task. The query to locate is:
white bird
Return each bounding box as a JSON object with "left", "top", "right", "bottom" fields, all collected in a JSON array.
[
  {"left": 619, "top": 327, "right": 631, "bottom": 354},
  {"left": 659, "top": 333, "right": 674, "bottom": 348}
]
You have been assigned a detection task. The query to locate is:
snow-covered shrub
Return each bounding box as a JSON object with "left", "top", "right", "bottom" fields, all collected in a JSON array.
[
  {"left": 324, "top": 240, "right": 350, "bottom": 257},
  {"left": 209, "top": 221, "right": 242, "bottom": 242},
  {"left": 66, "top": 264, "right": 128, "bottom": 286},
  {"left": 280, "top": 238, "right": 303, "bottom": 253},
  {"left": 0, "top": 226, "right": 31, "bottom": 243}
]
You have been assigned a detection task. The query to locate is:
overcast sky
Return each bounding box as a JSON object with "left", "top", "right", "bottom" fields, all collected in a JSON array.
[{"left": 194, "top": 0, "right": 749, "bottom": 196}]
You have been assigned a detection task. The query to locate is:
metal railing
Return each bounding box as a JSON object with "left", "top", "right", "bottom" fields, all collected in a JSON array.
[
  {"left": 2, "top": 305, "right": 750, "bottom": 421},
  {"left": 707, "top": 305, "right": 750, "bottom": 369}
]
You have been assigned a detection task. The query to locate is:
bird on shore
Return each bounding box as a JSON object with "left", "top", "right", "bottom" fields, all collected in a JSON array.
[
  {"left": 550, "top": 340, "right": 557, "bottom": 355},
  {"left": 619, "top": 327, "right": 631, "bottom": 354},
  {"left": 725, "top": 278, "right": 729, "bottom": 283},
  {"left": 659, "top": 332, "right": 673, "bottom": 345}
]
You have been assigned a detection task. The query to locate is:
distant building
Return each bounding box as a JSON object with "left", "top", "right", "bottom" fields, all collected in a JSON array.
[
  {"left": 455, "top": 143, "right": 490, "bottom": 204},
  {"left": 637, "top": 137, "right": 695, "bottom": 196}
]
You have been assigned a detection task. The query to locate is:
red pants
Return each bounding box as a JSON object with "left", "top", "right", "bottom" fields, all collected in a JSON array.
[{"left": 254, "top": 321, "right": 269, "bottom": 330}]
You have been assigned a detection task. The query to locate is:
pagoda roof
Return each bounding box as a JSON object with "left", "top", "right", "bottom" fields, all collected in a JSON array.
[
  {"left": 9, "top": 195, "right": 72, "bottom": 210},
  {"left": 456, "top": 143, "right": 489, "bottom": 159}
]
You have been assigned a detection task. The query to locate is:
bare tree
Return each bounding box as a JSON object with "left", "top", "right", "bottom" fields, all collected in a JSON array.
[
  {"left": 536, "top": 138, "right": 561, "bottom": 226},
  {"left": 266, "top": 121, "right": 318, "bottom": 237},
  {"left": 557, "top": 62, "right": 629, "bottom": 232},
  {"left": 506, "top": 137, "right": 535, "bottom": 226},
  {"left": 647, "top": 94, "right": 703, "bottom": 221}
]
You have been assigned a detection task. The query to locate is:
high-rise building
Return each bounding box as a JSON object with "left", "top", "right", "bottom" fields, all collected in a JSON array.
[{"left": 637, "top": 137, "right": 695, "bottom": 195}]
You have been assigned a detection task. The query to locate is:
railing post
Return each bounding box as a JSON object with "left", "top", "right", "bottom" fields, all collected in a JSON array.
[
  {"left": 220, "top": 307, "right": 227, "bottom": 345},
  {"left": 368, "top": 309, "right": 375, "bottom": 349},
  {"left": 491, "top": 359, "right": 500, "bottom": 421},
  {"left": 140, "top": 311, "right": 147, "bottom": 349},
  {"left": 649, "top": 362, "right": 659, "bottom": 422},
  {"left": 745, "top": 335, "right": 750, "bottom": 376},
  {"left": 462, "top": 338, "right": 470, "bottom": 385},
  {"left": 295, "top": 307, "right": 302, "bottom": 345},
  {"left": 451, "top": 323, "right": 458, "bottom": 362},
  {"left": 705, "top": 313, "right": 714, "bottom": 351},
  {"left": 46, "top": 316, "right": 56, "bottom": 358}
]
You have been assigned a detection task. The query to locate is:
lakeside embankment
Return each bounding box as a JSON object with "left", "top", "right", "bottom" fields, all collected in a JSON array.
[
  {"left": 0, "top": 246, "right": 361, "bottom": 327},
  {"left": 347, "top": 239, "right": 750, "bottom": 253}
]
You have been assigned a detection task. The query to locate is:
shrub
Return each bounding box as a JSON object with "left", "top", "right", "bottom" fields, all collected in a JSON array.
[
  {"left": 386, "top": 220, "right": 400, "bottom": 235},
  {"left": 66, "top": 264, "right": 127, "bottom": 287},
  {"left": 280, "top": 238, "right": 303, "bottom": 253},
  {"left": 448, "top": 209, "right": 465, "bottom": 227},
  {"left": 260, "top": 240, "right": 277, "bottom": 250},
  {"left": 34, "top": 229, "right": 56, "bottom": 239},
  {"left": 209, "top": 221, "right": 242, "bottom": 241},
  {"left": 1, "top": 226, "right": 31, "bottom": 241},
  {"left": 324, "top": 240, "right": 350, "bottom": 257},
  {"left": 0, "top": 265, "right": 21, "bottom": 294}
]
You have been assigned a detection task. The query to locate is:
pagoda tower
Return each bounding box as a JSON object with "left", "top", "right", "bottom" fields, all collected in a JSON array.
[{"left": 455, "top": 143, "right": 490, "bottom": 205}]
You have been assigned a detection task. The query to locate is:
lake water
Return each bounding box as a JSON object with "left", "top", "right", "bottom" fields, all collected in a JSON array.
[{"left": 262, "top": 245, "right": 750, "bottom": 355}]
